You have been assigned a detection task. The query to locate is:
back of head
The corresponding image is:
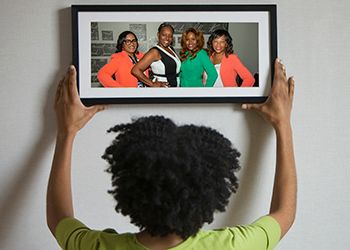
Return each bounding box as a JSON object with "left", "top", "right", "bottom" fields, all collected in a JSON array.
[{"left": 102, "top": 116, "right": 240, "bottom": 239}]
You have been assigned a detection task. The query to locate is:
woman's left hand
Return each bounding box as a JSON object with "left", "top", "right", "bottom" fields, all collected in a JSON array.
[{"left": 55, "top": 65, "right": 105, "bottom": 137}]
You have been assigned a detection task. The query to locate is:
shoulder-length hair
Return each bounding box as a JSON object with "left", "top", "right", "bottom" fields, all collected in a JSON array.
[
  {"left": 207, "top": 29, "right": 234, "bottom": 57},
  {"left": 180, "top": 28, "right": 205, "bottom": 61},
  {"left": 115, "top": 31, "right": 139, "bottom": 54}
]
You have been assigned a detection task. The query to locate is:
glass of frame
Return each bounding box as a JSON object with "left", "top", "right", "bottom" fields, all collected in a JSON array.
[{"left": 72, "top": 5, "right": 277, "bottom": 105}]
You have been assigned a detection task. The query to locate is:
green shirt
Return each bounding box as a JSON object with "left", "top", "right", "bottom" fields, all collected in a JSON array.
[
  {"left": 55, "top": 216, "right": 280, "bottom": 250},
  {"left": 179, "top": 49, "right": 218, "bottom": 87}
]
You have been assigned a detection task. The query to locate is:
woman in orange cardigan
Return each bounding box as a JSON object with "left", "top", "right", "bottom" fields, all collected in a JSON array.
[
  {"left": 97, "top": 31, "right": 147, "bottom": 88},
  {"left": 207, "top": 29, "right": 254, "bottom": 87}
]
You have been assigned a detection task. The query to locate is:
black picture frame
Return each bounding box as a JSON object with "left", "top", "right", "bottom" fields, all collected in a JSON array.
[{"left": 72, "top": 5, "right": 277, "bottom": 105}]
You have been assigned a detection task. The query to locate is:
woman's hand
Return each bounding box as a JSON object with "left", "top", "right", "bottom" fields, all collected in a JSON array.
[
  {"left": 152, "top": 81, "right": 169, "bottom": 88},
  {"left": 242, "top": 59, "right": 295, "bottom": 130},
  {"left": 55, "top": 65, "right": 105, "bottom": 137}
]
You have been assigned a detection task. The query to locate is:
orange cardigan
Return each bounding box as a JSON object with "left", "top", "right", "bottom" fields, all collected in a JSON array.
[
  {"left": 212, "top": 54, "right": 255, "bottom": 87},
  {"left": 97, "top": 51, "right": 146, "bottom": 87}
]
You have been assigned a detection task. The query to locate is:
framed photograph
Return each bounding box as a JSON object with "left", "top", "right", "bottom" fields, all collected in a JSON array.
[{"left": 72, "top": 5, "right": 277, "bottom": 104}]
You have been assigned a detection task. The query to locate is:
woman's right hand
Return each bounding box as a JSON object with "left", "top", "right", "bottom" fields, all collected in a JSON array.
[
  {"left": 55, "top": 65, "right": 105, "bottom": 137},
  {"left": 241, "top": 59, "right": 295, "bottom": 130}
]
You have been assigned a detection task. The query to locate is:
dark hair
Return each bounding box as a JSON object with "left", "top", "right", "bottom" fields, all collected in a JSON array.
[
  {"left": 102, "top": 116, "right": 241, "bottom": 239},
  {"left": 158, "top": 22, "right": 174, "bottom": 33},
  {"left": 115, "top": 31, "right": 139, "bottom": 53},
  {"left": 180, "top": 28, "right": 205, "bottom": 61},
  {"left": 207, "top": 29, "right": 234, "bottom": 57}
]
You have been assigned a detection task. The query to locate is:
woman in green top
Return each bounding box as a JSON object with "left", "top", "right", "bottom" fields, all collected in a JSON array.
[{"left": 179, "top": 28, "right": 218, "bottom": 87}]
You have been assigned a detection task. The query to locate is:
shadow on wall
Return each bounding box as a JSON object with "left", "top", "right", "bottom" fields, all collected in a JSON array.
[
  {"left": 221, "top": 109, "right": 273, "bottom": 226},
  {"left": 0, "top": 8, "right": 72, "bottom": 247},
  {"left": 0, "top": 74, "right": 58, "bottom": 247}
]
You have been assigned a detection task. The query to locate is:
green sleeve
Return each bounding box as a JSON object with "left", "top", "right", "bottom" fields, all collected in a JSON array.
[
  {"left": 199, "top": 50, "right": 218, "bottom": 87},
  {"left": 55, "top": 217, "right": 102, "bottom": 250},
  {"left": 228, "top": 216, "right": 281, "bottom": 250},
  {"left": 251, "top": 216, "right": 281, "bottom": 249}
]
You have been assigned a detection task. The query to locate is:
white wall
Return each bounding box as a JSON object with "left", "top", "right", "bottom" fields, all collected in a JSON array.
[{"left": 0, "top": 0, "right": 349, "bottom": 249}]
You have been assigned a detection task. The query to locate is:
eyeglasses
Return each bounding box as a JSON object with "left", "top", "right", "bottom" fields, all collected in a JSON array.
[{"left": 124, "top": 39, "right": 137, "bottom": 45}]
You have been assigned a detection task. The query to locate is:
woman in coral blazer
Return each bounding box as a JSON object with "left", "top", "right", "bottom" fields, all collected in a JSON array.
[
  {"left": 97, "top": 31, "right": 147, "bottom": 88},
  {"left": 207, "top": 29, "right": 255, "bottom": 87}
]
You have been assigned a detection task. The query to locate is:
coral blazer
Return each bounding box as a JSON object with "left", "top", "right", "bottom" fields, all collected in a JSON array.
[
  {"left": 212, "top": 54, "right": 255, "bottom": 87},
  {"left": 97, "top": 51, "right": 146, "bottom": 87}
]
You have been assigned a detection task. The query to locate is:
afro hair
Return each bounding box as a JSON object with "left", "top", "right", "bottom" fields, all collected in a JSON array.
[{"left": 102, "top": 116, "right": 240, "bottom": 239}]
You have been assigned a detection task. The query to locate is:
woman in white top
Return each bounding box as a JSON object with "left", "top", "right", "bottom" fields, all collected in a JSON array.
[{"left": 132, "top": 23, "right": 181, "bottom": 87}]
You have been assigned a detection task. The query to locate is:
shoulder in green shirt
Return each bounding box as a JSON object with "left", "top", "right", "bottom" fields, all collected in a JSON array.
[{"left": 55, "top": 216, "right": 280, "bottom": 250}]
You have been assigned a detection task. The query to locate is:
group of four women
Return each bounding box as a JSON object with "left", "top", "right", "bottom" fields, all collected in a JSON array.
[{"left": 97, "top": 23, "right": 255, "bottom": 88}]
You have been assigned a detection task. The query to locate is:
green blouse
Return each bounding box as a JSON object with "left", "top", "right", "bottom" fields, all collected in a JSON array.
[{"left": 180, "top": 49, "right": 218, "bottom": 87}]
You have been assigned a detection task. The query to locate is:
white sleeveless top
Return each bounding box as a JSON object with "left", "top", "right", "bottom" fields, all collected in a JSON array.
[{"left": 150, "top": 45, "right": 181, "bottom": 87}]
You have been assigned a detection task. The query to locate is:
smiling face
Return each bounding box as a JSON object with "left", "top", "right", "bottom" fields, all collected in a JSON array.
[
  {"left": 185, "top": 32, "right": 198, "bottom": 51},
  {"left": 157, "top": 26, "right": 174, "bottom": 48},
  {"left": 122, "top": 33, "right": 138, "bottom": 55},
  {"left": 212, "top": 35, "right": 228, "bottom": 55}
]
